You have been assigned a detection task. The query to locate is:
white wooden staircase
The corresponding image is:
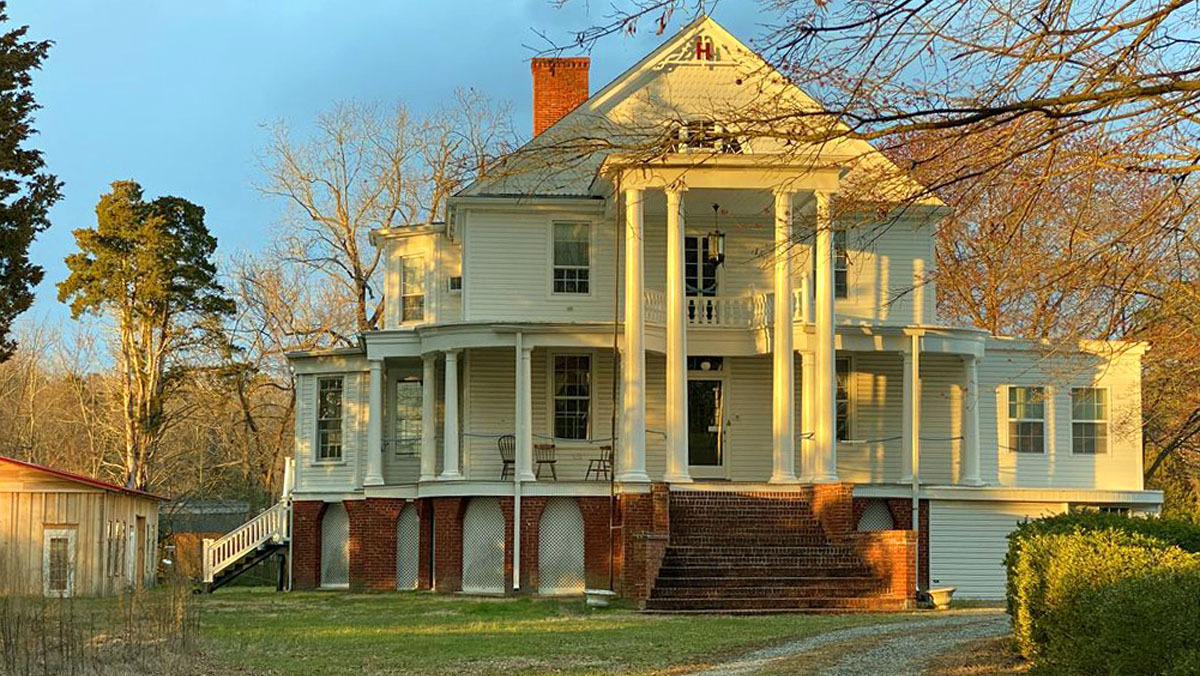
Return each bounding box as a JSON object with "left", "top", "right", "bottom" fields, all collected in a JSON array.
[{"left": 199, "top": 460, "right": 293, "bottom": 593}]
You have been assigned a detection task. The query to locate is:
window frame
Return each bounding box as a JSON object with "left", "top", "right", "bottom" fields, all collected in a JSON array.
[
  {"left": 549, "top": 352, "right": 593, "bottom": 442},
  {"left": 833, "top": 229, "right": 849, "bottom": 299},
  {"left": 315, "top": 375, "right": 346, "bottom": 464},
  {"left": 550, "top": 221, "right": 592, "bottom": 296},
  {"left": 43, "top": 527, "right": 76, "bottom": 598},
  {"left": 835, "top": 356, "right": 854, "bottom": 442},
  {"left": 1006, "top": 385, "right": 1047, "bottom": 454},
  {"left": 399, "top": 254, "right": 427, "bottom": 323},
  {"left": 1070, "top": 386, "right": 1109, "bottom": 455}
]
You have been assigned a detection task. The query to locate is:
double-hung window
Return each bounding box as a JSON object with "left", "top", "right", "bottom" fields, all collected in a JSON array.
[
  {"left": 317, "top": 376, "right": 345, "bottom": 462},
  {"left": 833, "top": 230, "right": 848, "bottom": 299},
  {"left": 400, "top": 256, "right": 425, "bottom": 322},
  {"left": 835, "top": 357, "right": 852, "bottom": 441},
  {"left": 1071, "top": 388, "right": 1108, "bottom": 454},
  {"left": 553, "top": 355, "right": 591, "bottom": 440},
  {"left": 553, "top": 223, "right": 590, "bottom": 294},
  {"left": 1008, "top": 386, "right": 1046, "bottom": 453}
]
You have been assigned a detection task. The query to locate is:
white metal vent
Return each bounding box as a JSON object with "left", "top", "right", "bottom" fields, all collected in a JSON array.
[
  {"left": 461, "top": 498, "right": 505, "bottom": 593},
  {"left": 396, "top": 504, "right": 420, "bottom": 590},
  {"left": 538, "top": 498, "right": 586, "bottom": 595},
  {"left": 320, "top": 502, "right": 350, "bottom": 588},
  {"left": 857, "top": 500, "right": 896, "bottom": 532}
]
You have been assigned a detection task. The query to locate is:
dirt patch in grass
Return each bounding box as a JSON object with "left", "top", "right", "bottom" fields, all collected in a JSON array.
[{"left": 922, "top": 635, "right": 1029, "bottom": 676}]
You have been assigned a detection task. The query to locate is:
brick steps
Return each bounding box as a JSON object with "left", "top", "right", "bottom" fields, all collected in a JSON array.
[{"left": 644, "top": 490, "right": 905, "bottom": 613}]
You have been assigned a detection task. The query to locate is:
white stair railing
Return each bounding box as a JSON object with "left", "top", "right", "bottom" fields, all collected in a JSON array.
[{"left": 202, "top": 500, "right": 291, "bottom": 583}]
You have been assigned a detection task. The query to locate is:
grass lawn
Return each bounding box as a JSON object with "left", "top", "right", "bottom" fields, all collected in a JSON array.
[{"left": 198, "top": 589, "right": 915, "bottom": 676}]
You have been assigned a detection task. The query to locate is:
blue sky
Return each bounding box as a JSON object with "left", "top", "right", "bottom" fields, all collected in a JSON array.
[{"left": 12, "top": 1, "right": 766, "bottom": 330}]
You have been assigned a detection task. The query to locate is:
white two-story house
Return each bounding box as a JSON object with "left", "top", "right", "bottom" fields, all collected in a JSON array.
[{"left": 207, "top": 16, "right": 1160, "bottom": 609}]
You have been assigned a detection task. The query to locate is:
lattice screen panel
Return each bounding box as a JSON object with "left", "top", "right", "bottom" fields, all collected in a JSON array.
[
  {"left": 320, "top": 503, "right": 350, "bottom": 587},
  {"left": 396, "top": 504, "right": 420, "bottom": 590},
  {"left": 857, "top": 500, "right": 896, "bottom": 532},
  {"left": 538, "top": 498, "right": 586, "bottom": 595},
  {"left": 461, "top": 498, "right": 505, "bottom": 594}
]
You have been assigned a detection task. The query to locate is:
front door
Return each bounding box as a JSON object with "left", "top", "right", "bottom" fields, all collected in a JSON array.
[{"left": 688, "top": 379, "right": 726, "bottom": 478}]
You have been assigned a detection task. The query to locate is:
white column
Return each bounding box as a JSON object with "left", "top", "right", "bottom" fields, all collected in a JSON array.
[
  {"left": 770, "top": 189, "right": 799, "bottom": 484},
  {"left": 901, "top": 350, "right": 915, "bottom": 483},
  {"left": 961, "top": 353, "right": 984, "bottom": 486},
  {"left": 365, "top": 359, "right": 385, "bottom": 486},
  {"left": 799, "top": 351, "right": 816, "bottom": 482},
  {"left": 516, "top": 336, "right": 535, "bottom": 482},
  {"left": 664, "top": 186, "right": 691, "bottom": 483},
  {"left": 419, "top": 354, "right": 437, "bottom": 481},
  {"left": 811, "top": 190, "right": 839, "bottom": 483},
  {"left": 907, "top": 333, "right": 921, "bottom": 486},
  {"left": 618, "top": 188, "right": 650, "bottom": 482},
  {"left": 439, "top": 350, "right": 463, "bottom": 480}
]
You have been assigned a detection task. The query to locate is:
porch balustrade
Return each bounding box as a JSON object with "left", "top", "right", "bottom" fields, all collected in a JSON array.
[{"left": 640, "top": 288, "right": 811, "bottom": 328}]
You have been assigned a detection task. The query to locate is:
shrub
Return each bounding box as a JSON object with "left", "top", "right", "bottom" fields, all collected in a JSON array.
[
  {"left": 1046, "top": 568, "right": 1200, "bottom": 676},
  {"left": 1007, "top": 528, "right": 1196, "bottom": 660}
]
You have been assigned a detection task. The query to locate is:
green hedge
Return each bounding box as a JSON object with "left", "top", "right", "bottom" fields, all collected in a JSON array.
[{"left": 1005, "top": 513, "right": 1200, "bottom": 675}]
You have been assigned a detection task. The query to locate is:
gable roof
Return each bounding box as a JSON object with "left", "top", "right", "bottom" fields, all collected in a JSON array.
[
  {"left": 461, "top": 14, "right": 938, "bottom": 206},
  {"left": 0, "top": 455, "right": 168, "bottom": 500}
]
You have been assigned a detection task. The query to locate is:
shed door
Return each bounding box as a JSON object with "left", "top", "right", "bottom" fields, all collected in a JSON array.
[
  {"left": 43, "top": 528, "right": 76, "bottom": 598},
  {"left": 320, "top": 503, "right": 350, "bottom": 588},
  {"left": 929, "top": 500, "right": 1064, "bottom": 599}
]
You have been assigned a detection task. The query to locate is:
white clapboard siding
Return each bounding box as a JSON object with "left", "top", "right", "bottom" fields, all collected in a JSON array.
[
  {"left": 929, "top": 500, "right": 1065, "bottom": 599},
  {"left": 295, "top": 371, "right": 366, "bottom": 493}
]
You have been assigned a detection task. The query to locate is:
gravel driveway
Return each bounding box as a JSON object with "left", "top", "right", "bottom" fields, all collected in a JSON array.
[{"left": 686, "top": 610, "right": 1010, "bottom": 676}]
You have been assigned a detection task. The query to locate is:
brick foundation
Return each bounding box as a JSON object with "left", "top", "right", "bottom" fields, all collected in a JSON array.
[
  {"left": 432, "top": 497, "right": 466, "bottom": 592},
  {"left": 291, "top": 500, "right": 327, "bottom": 590},
  {"left": 854, "top": 497, "right": 930, "bottom": 589},
  {"left": 346, "top": 498, "right": 406, "bottom": 591}
]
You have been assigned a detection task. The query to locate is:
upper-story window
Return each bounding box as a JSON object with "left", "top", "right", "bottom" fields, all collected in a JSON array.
[
  {"left": 685, "top": 235, "right": 719, "bottom": 296},
  {"left": 317, "top": 376, "right": 345, "bottom": 462},
  {"left": 834, "top": 230, "right": 848, "bottom": 299},
  {"left": 400, "top": 256, "right": 426, "bottom": 322},
  {"left": 553, "top": 354, "right": 591, "bottom": 440},
  {"left": 393, "top": 380, "right": 422, "bottom": 457},
  {"left": 1008, "top": 386, "right": 1046, "bottom": 453},
  {"left": 836, "top": 357, "right": 852, "bottom": 441},
  {"left": 553, "top": 223, "right": 590, "bottom": 294},
  {"left": 1071, "top": 388, "right": 1108, "bottom": 454}
]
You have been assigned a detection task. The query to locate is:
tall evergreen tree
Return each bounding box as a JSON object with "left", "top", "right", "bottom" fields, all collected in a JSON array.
[
  {"left": 58, "top": 181, "right": 234, "bottom": 489},
  {"left": 0, "top": 2, "right": 62, "bottom": 362}
]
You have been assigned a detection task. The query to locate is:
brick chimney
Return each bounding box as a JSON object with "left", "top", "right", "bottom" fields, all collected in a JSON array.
[{"left": 531, "top": 57, "right": 590, "bottom": 136}]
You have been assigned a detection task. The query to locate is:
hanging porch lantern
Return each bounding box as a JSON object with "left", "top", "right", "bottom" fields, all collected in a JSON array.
[{"left": 708, "top": 202, "right": 726, "bottom": 267}]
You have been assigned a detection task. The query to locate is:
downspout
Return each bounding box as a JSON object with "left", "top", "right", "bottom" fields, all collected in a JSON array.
[
  {"left": 909, "top": 331, "right": 921, "bottom": 599},
  {"left": 608, "top": 176, "right": 622, "bottom": 593},
  {"left": 514, "top": 331, "right": 524, "bottom": 593}
]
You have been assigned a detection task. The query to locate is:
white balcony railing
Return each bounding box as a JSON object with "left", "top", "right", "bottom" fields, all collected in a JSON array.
[{"left": 642, "top": 288, "right": 811, "bottom": 328}]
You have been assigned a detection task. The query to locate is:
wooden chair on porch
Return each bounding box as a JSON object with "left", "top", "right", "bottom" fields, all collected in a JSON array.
[
  {"left": 497, "top": 434, "right": 515, "bottom": 480},
  {"left": 585, "top": 445, "right": 613, "bottom": 481},
  {"left": 533, "top": 443, "right": 558, "bottom": 480}
]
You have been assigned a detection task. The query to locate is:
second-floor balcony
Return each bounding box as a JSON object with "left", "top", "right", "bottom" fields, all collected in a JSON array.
[{"left": 644, "top": 288, "right": 810, "bottom": 328}]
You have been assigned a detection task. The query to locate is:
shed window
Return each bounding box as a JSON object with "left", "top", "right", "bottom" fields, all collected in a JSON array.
[
  {"left": 43, "top": 528, "right": 75, "bottom": 597},
  {"left": 317, "top": 377, "right": 345, "bottom": 461},
  {"left": 106, "top": 521, "right": 126, "bottom": 578},
  {"left": 401, "top": 256, "right": 425, "bottom": 322},
  {"left": 553, "top": 223, "right": 590, "bottom": 294},
  {"left": 1071, "top": 388, "right": 1108, "bottom": 454},
  {"left": 553, "top": 355, "right": 591, "bottom": 440},
  {"left": 1008, "top": 386, "right": 1046, "bottom": 453}
]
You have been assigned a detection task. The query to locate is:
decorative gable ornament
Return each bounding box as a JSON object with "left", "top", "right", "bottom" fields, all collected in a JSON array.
[{"left": 657, "top": 32, "right": 739, "bottom": 69}]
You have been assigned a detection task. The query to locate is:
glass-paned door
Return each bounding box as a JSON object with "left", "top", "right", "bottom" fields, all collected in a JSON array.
[
  {"left": 393, "top": 380, "right": 422, "bottom": 457},
  {"left": 688, "top": 379, "right": 725, "bottom": 477},
  {"left": 685, "top": 236, "right": 719, "bottom": 322}
]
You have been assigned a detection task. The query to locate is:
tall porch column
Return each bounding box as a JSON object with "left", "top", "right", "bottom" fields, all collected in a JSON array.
[
  {"left": 799, "top": 351, "right": 816, "bottom": 482},
  {"left": 419, "top": 354, "right": 437, "bottom": 481},
  {"left": 770, "top": 188, "right": 799, "bottom": 484},
  {"left": 961, "top": 354, "right": 984, "bottom": 486},
  {"left": 618, "top": 188, "right": 650, "bottom": 482},
  {"left": 439, "top": 350, "right": 463, "bottom": 480},
  {"left": 811, "top": 190, "right": 839, "bottom": 483},
  {"left": 515, "top": 335, "right": 536, "bottom": 482},
  {"left": 365, "top": 359, "right": 385, "bottom": 486},
  {"left": 664, "top": 186, "right": 691, "bottom": 483}
]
